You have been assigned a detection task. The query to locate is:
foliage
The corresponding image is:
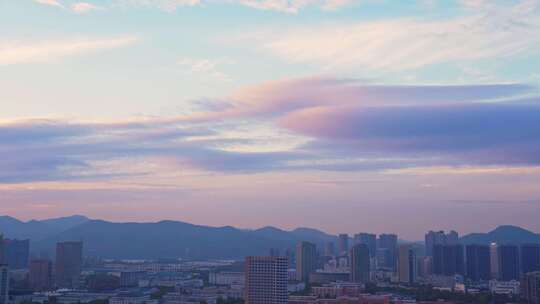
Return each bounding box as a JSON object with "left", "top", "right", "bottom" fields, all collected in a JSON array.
[{"left": 85, "top": 274, "right": 120, "bottom": 292}]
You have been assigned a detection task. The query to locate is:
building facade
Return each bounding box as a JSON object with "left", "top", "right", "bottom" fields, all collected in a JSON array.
[
  {"left": 2, "top": 239, "right": 30, "bottom": 270},
  {"left": 523, "top": 271, "right": 540, "bottom": 304},
  {"left": 398, "top": 245, "right": 416, "bottom": 284},
  {"left": 424, "top": 230, "right": 459, "bottom": 257},
  {"left": 296, "top": 242, "right": 317, "bottom": 284},
  {"left": 433, "top": 244, "right": 464, "bottom": 276},
  {"left": 349, "top": 244, "right": 370, "bottom": 283},
  {"left": 521, "top": 244, "right": 540, "bottom": 275},
  {"left": 498, "top": 245, "right": 520, "bottom": 281},
  {"left": 245, "top": 256, "right": 288, "bottom": 304},
  {"left": 354, "top": 234, "right": 376, "bottom": 258},
  {"left": 0, "top": 265, "right": 8, "bottom": 304},
  {"left": 56, "top": 241, "right": 83, "bottom": 289},
  {"left": 29, "top": 259, "right": 53, "bottom": 291},
  {"left": 377, "top": 234, "right": 397, "bottom": 271},
  {"left": 324, "top": 242, "right": 335, "bottom": 257},
  {"left": 465, "top": 244, "right": 491, "bottom": 282},
  {"left": 338, "top": 235, "right": 349, "bottom": 256}
]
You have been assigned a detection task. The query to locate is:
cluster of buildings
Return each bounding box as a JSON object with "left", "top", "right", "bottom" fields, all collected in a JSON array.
[
  {"left": 422, "top": 230, "right": 540, "bottom": 297},
  {"left": 254, "top": 231, "right": 540, "bottom": 303},
  {"left": 0, "top": 234, "right": 84, "bottom": 304},
  {"left": 2, "top": 230, "right": 540, "bottom": 304}
]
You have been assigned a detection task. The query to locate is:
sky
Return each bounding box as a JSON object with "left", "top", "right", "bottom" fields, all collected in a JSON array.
[{"left": 1, "top": 0, "right": 540, "bottom": 240}]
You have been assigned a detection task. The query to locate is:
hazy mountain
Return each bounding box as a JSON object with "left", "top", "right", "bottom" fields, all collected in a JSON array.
[
  {"left": 0, "top": 216, "right": 48, "bottom": 240},
  {"left": 0, "top": 215, "right": 90, "bottom": 241},
  {"left": 38, "top": 215, "right": 90, "bottom": 231},
  {"left": 460, "top": 225, "right": 540, "bottom": 245},
  {"left": 291, "top": 227, "right": 337, "bottom": 244},
  {"left": 250, "top": 226, "right": 337, "bottom": 250},
  {"left": 252, "top": 226, "right": 298, "bottom": 241},
  {"left": 3, "top": 215, "right": 540, "bottom": 259},
  {"left": 34, "top": 220, "right": 300, "bottom": 259}
]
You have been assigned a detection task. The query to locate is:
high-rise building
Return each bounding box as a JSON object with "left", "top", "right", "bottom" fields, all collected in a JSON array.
[
  {"left": 55, "top": 241, "right": 83, "bottom": 289},
  {"left": 285, "top": 248, "right": 294, "bottom": 267},
  {"left": 425, "top": 230, "right": 459, "bottom": 257},
  {"left": 490, "top": 243, "right": 499, "bottom": 279},
  {"left": 498, "top": 244, "right": 520, "bottom": 281},
  {"left": 29, "top": 259, "right": 53, "bottom": 291},
  {"left": 521, "top": 244, "right": 540, "bottom": 274},
  {"left": 296, "top": 241, "right": 317, "bottom": 283},
  {"left": 466, "top": 245, "right": 491, "bottom": 282},
  {"left": 349, "top": 244, "right": 370, "bottom": 283},
  {"left": 417, "top": 256, "right": 432, "bottom": 278},
  {"left": 245, "top": 256, "right": 288, "bottom": 304},
  {"left": 338, "top": 234, "right": 349, "bottom": 255},
  {"left": 446, "top": 231, "right": 459, "bottom": 244},
  {"left": 378, "top": 234, "right": 397, "bottom": 271},
  {"left": 2, "top": 239, "right": 30, "bottom": 269},
  {"left": 0, "top": 265, "right": 8, "bottom": 304},
  {"left": 0, "top": 235, "right": 4, "bottom": 265},
  {"left": 425, "top": 231, "right": 445, "bottom": 257},
  {"left": 354, "top": 233, "right": 377, "bottom": 258},
  {"left": 324, "top": 242, "right": 335, "bottom": 257},
  {"left": 433, "top": 244, "right": 464, "bottom": 276},
  {"left": 523, "top": 271, "right": 540, "bottom": 304},
  {"left": 398, "top": 244, "right": 416, "bottom": 284}
]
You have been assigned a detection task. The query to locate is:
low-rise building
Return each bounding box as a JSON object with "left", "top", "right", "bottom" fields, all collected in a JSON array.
[
  {"left": 311, "top": 283, "right": 364, "bottom": 298},
  {"left": 289, "top": 295, "right": 389, "bottom": 304},
  {"left": 110, "top": 293, "right": 157, "bottom": 304},
  {"left": 209, "top": 272, "right": 245, "bottom": 286},
  {"left": 489, "top": 280, "right": 520, "bottom": 295}
]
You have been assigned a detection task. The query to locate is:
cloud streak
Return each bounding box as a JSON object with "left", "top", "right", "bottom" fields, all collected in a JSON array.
[
  {"left": 0, "top": 36, "right": 139, "bottom": 66},
  {"left": 1, "top": 76, "right": 539, "bottom": 184},
  {"left": 245, "top": 2, "right": 540, "bottom": 71},
  {"left": 42, "top": 0, "right": 358, "bottom": 13}
]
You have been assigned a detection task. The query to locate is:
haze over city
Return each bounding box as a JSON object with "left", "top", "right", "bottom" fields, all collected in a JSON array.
[
  {"left": 3, "top": 2, "right": 540, "bottom": 303},
  {"left": 2, "top": 0, "right": 540, "bottom": 241}
]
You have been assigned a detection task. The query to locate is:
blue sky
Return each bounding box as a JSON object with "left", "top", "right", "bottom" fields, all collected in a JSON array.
[{"left": 1, "top": 0, "right": 540, "bottom": 239}]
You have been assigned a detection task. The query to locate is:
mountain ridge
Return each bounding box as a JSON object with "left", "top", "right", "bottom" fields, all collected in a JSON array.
[{"left": 2, "top": 215, "right": 539, "bottom": 259}]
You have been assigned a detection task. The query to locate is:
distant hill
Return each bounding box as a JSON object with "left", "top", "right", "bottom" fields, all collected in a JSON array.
[
  {"left": 291, "top": 227, "right": 337, "bottom": 243},
  {"left": 0, "top": 215, "right": 89, "bottom": 240},
  {"left": 3, "top": 215, "right": 539, "bottom": 259},
  {"left": 1, "top": 215, "right": 340, "bottom": 259},
  {"left": 38, "top": 215, "right": 90, "bottom": 232},
  {"left": 33, "top": 220, "right": 316, "bottom": 259},
  {"left": 460, "top": 225, "right": 540, "bottom": 245}
]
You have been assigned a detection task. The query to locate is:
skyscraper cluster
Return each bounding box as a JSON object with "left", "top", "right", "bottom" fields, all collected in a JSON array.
[
  {"left": 0, "top": 236, "right": 83, "bottom": 294},
  {"left": 422, "top": 230, "right": 540, "bottom": 285}
]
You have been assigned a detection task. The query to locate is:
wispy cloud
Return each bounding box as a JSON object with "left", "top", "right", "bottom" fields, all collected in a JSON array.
[
  {"left": 32, "top": 0, "right": 357, "bottom": 13},
  {"left": 71, "top": 2, "right": 103, "bottom": 13},
  {"left": 0, "top": 36, "right": 139, "bottom": 66},
  {"left": 185, "top": 76, "right": 540, "bottom": 168},
  {"left": 242, "top": 1, "right": 540, "bottom": 71},
  {"left": 1, "top": 76, "right": 539, "bottom": 184},
  {"left": 177, "top": 57, "right": 233, "bottom": 81},
  {"left": 115, "top": 0, "right": 201, "bottom": 11},
  {"left": 33, "top": 0, "right": 64, "bottom": 8},
  {"left": 234, "top": 0, "right": 356, "bottom": 13}
]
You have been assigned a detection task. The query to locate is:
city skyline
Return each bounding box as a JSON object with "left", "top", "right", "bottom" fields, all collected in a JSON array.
[{"left": 2, "top": 0, "right": 540, "bottom": 240}]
